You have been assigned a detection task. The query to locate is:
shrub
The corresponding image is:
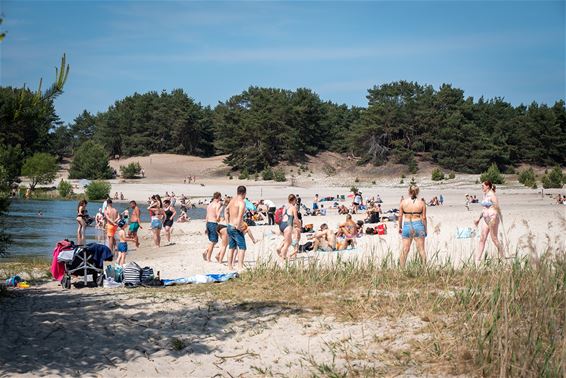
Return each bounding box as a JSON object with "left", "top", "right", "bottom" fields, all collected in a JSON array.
[
  {"left": 57, "top": 179, "right": 73, "bottom": 198},
  {"left": 480, "top": 163, "right": 505, "bottom": 185},
  {"left": 431, "top": 168, "right": 445, "bottom": 181},
  {"left": 410, "top": 177, "right": 417, "bottom": 186},
  {"left": 85, "top": 180, "right": 111, "bottom": 200},
  {"left": 408, "top": 159, "right": 418, "bottom": 174},
  {"left": 448, "top": 172, "right": 455, "bottom": 179},
  {"left": 322, "top": 163, "right": 336, "bottom": 176},
  {"left": 354, "top": 177, "right": 360, "bottom": 183},
  {"left": 273, "top": 168, "right": 286, "bottom": 182},
  {"left": 518, "top": 167, "right": 537, "bottom": 188},
  {"left": 371, "top": 180, "right": 376, "bottom": 184},
  {"left": 21, "top": 152, "right": 58, "bottom": 190},
  {"left": 69, "top": 141, "right": 114, "bottom": 179},
  {"left": 238, "top": 168, "right": 249, "bottom": 180},
  {"left": 261, "top": 167, "right": 274, "bottom": 181},
  {"left": 119, "top": 162, "right": 142, "bottom": 179},
  {"left": 542, "top": 166, "right": 564, "bottom": 189}
]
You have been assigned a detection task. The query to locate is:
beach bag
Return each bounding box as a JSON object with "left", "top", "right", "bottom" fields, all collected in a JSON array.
[
  {"left": 106, "top": 265, "right": 123, "bottom": 283},
  {"left": 123, "top": 262, "right": 142, "bottom": 286},
  {"left": 141, "top": 267, "right": 154, "bottom": 283},
  {"left": 365, "top": 226, "right": 375, "bottom": 235},
  {"left": 274, "top": 207, "right": 285, "bottom": 224}
]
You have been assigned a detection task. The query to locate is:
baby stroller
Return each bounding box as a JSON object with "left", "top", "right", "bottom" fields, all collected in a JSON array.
[{"left": 58, "top": 243, "right": 113, "bottom": 289}]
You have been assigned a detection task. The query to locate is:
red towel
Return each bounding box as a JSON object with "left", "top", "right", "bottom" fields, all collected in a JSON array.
[{"left": 51, "top": 240, "right": 74, "bottom": 281}]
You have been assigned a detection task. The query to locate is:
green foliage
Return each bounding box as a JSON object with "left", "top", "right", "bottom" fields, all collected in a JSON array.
[
  {"left": 85, "top": 180, "right": 111, "bottom": 200},
  {"left": 273, "top": 168, "right": 286, "bottom": 182},
  {"left": 69, "top": 141, "right": 114, "bottom": 179},
  {"left": 541, "top": 166, "right": 564, "bottom": 189},
  {"left": 350, "top": 186, "right": 359, "bottom": 193},
  {"left": 261, "top": 167, "right": 274, "bottom": 180},
  {"left": 354, "top": 177, "right": 360, "bottom": 183},
  {"left": 410, "top": 177, "right": 417, "bottom": 186},
  {"left": 480, "top": 163, "right": 505, "bottom": 185},
  {"left": 0, "top": 144, "right": 23, "bottom": 185},
  {"left": 518, "top": 167, "right": 537, "bottom": 188},
  {"left": 238, "top": 168, "right": 249, "bottom": 180},
  {"left": 57, "top": 179, "right": 73, "bottom": 198},
  {"left": 431, "top": 168, "right": 445, "bottom": 181},
  {"left": 448, "top": 172, "right": 455, "bottom": 179},
  {"left": 119, "top": 162, "right": 142, "bottom": 179},
  {"left": 322, "top": 163, "right": 336, "bottom": 176},
  {"left": 21, "top": 152, "right": 58, "bottom": 190}
]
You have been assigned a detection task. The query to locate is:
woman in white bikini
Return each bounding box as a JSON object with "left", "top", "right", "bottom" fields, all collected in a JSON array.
[{"left": 474, "top": 180, "right": 504, "bottom": 262}]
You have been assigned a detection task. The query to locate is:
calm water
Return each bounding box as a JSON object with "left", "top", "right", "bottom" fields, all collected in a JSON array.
[{"left": 2, "top": 200, "right": 205, "bottom": 257}]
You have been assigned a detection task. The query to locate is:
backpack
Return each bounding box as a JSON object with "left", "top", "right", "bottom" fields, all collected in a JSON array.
[
  {"left": 365, "top": 227, "right": 375, "bottom": 235},
  {"left": 274, "top": 207, "right": 285, "bottom": 224}
]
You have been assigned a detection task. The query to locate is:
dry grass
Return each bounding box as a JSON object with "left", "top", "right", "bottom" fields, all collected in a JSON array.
[
  {"left": 176, "top": 254, "right": 565, "bottom": 376},
  {"left": 0, "top": 256, "right": 51, "bottom": 294}
]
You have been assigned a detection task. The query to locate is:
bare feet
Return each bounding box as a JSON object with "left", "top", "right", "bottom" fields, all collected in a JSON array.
[
  {"left": 202, "top": 251, "right": 208, "bottom": 261},
  {"left": 215, "top": 253, "right": 221, "bottom": 263}
]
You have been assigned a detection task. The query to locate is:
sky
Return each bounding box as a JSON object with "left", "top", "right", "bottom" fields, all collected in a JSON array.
[{"left": 1, "top": 0, "right": 564, "bottom": 124}]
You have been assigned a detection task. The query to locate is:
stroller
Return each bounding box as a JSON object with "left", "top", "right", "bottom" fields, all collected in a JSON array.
[{"left": 57, "top": 243, "right": 113, "bottom": 289}]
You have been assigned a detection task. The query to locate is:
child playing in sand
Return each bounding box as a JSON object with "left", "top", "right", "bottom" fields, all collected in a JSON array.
[{"left": 116, "top": 220, "right": 135, "bottom": 266}]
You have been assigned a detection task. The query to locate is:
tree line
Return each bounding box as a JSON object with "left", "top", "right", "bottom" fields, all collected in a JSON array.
[{"left": 1, "top": 81, "right": 565, "bottom": 183}]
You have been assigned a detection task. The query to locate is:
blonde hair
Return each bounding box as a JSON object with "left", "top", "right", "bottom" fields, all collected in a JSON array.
[{"left": 408, "top": 184, "right": 419, "bottom": 199}]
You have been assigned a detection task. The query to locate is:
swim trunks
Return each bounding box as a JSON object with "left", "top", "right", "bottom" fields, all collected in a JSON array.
[
  {"left": 206, "top": 221, "right": 219, "bottom": 243},
  {"left": 129, "top": 221, "right": 140, "bottom": 233},
  {"left": 227, "top": 225, "right": 246, "bottom": 250},
  {"left": 401, "top": 220, "right": 426, "bottom": 239},
  {"left": 117, "top": 242, "right": 128, "bottom": 253},
  {"left": 106, "top": 224, "right": 117, "bottom": 237}
]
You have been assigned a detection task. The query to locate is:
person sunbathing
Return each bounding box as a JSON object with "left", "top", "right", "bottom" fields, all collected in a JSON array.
[
  {"left": 309, "top": 223, "right": 336, "bottom": 251},
  {"left": 338, "top": 214, "right": 358, "bottom": 249}
]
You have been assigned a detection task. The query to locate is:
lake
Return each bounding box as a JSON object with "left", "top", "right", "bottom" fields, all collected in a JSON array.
[{"left": 2, "top": 200, "right": 205, "bottom": 257}]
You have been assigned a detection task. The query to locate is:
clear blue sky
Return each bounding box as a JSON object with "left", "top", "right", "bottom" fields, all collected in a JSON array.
[{"left": 1, "top": 0, "right": 564, "bottom": 124}]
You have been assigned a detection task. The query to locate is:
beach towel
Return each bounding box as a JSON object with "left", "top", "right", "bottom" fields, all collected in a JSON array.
[
  {"left": 456, "top": 227, "right": 475, "bottom": 239},
  {"left": 51, "top": 240, "right": 75, "bottom": 281},
  {"left": 162, "top": 272, "right": 239, "bottom": 286}
]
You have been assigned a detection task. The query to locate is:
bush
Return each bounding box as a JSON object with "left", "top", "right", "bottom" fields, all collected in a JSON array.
[
  {"left": 85, "top": 180, "right": 111, "bottom": 200},
  {"left": 542, "top": 166, "right": 564, "bottom": 189},
  {"left": 21, "top": 152, "right": 58, "bottom": 190},
  {"left": 448, "top": 172, "right": 455, "bottom": 179},
  {"left": 518, "top": 167, "right": 537, "bottom": 188},
  {"left": 431, "top": 168, "right": 445, "bottom": 181},
  {"left": 119, "top": 162, "right": 142, "bottom": 179},
  {"left": 57, "top": 179, "right": 73, "bottom": 198},
  {"left": 273, "top": 168, "right": 286, "bottom": 182},
  {"left": 480, "top": 163, "right": 505, "bottom": 185},
  {"left": 408, "top": 159, "right": 418, "bottom": 174},
  {"left": 261, "top": 167, "right": 274, "bottom": 180},
  {"left": 69, "top": 141, "right": 114, "bottom": 180},
  {"left": 350, "top": 186, "right": 359, "bottom": 194},
  {"left": 354, "top": 177, "right": 360, "bottom": 183},
  {"left": 238, "top": 168, "right": 249, "bottom": 180}
]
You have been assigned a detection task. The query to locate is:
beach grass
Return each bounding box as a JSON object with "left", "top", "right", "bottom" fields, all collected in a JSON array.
[
  {"left": 175, "top": 253, "right": 565, "bottom": 376},
  {"left": 0, "top": 256, "right": 51, "bottom": 289}
]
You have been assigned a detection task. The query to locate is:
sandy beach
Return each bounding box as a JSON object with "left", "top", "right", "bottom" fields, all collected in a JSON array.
[{"left": 2, "top": 154, "right": 565, "bottom": 376}]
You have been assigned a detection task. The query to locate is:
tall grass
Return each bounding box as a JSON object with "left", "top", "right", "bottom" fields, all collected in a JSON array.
[{"left": 194, "top": 253, "right": 565, "bottom": 376}]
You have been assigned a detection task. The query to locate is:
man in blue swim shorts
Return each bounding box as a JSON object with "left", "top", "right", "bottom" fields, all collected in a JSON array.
[
  {"left": 225, "top": 185, "right": 247, "bottom": 271},
  {"left": 203, "top": 192, "right": 222, "bottom": 262}
]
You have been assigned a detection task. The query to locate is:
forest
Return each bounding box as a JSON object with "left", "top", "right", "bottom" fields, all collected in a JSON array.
[{"left": 1, "top": 81, "right": 565, "bottom": 179}]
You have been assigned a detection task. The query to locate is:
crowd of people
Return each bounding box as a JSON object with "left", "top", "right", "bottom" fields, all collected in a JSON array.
[{"left": 76, "top": 180, "right": 504, "bottom": 269}]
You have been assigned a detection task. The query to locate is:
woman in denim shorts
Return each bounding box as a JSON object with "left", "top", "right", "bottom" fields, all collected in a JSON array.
[{"left": 398, "top": 185, "right": 427, "bottom": 267}]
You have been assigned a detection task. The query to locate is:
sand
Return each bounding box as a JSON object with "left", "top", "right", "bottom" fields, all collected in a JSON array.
[{"left": 2, "top": 153, "right": 565, "bottom": 376}]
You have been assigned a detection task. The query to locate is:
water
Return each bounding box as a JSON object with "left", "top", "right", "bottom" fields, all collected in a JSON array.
[{"left": 2, "top": 200, "right": 205, "bottom": 257}]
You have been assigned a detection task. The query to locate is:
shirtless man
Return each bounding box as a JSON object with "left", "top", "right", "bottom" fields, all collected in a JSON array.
[
  {"left": 128, "top": 200, "right": 141, "bottom": 248},
  {"left": 203, "top": 192, "right": 222, "bottom": 262},
  {"left": 310, "top": 223, "right": 336, "bottom": 251},
  {"left": 104, "top": 199, "right": 120, "bottom": 252},
  {"left": 225, "top": 186, "right": 247, "bottom": 271}
]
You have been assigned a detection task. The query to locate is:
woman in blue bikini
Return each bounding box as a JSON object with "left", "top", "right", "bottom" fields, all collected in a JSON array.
[
  {"left": 398, "top": 185, "right": 427, "bottom": 267},
  {"left": 474, "top": 181, "right": 503, "bottom": 262},
  {"left": 277, "top": 194, "right": 299, "bottom": 260}
]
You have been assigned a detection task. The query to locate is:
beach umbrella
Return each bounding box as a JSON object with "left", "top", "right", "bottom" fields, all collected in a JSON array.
[{"left": 244, "top": 199, "right": 256, "bottom": 211}]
